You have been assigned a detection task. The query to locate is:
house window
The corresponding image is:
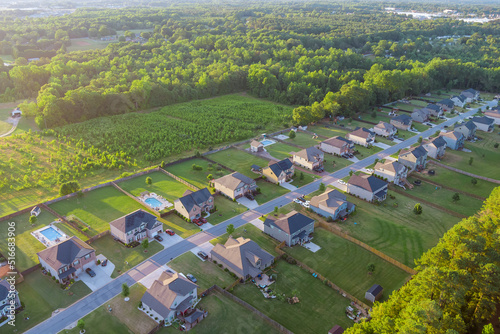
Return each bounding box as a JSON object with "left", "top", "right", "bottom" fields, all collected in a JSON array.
[
  {"left": 73, "top": 260, "right": 80, "bottom": 266},
  {"left": 84, "top": 254, "right": 91, "bottom": 260}
]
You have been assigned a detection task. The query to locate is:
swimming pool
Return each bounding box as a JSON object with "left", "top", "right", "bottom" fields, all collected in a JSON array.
[
  {"left": 40, "top": 227, "right": 63, "bottom": 242},
  {"left": 261, "top": 139, "right": 275, "bottom": 146},
  {"left": 145, "top": 197, "right": 163, "bottom": 209}
]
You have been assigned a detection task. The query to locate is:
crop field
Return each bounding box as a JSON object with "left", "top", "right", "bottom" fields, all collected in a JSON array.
[
  {"left": 165, "top": 158, "right": 231, "bottom": 189},
  {"left": 264, "top": 142, "right": 298, "bottom": 160},
  {"left": 208, "top": 148, "right": 270, "bottom": 178}
]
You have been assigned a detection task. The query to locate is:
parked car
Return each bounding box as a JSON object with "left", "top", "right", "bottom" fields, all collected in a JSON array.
[
  {"left": 186, "top": 274, "right": 197, "bottom": 283},
  {"left": 302, "top": 202, "right": 310, "bottom": 208},
  {"left": 293, "top": 198, "right": 302, "bottom": 204},
  {"left": 197, "top": 251, "right": 208, "bottom": 260},
  {"left": 297, "top": 197, "right": 306, "bottom": 203},
  {"left": 165, "top": 229, "right": 175, "bottom": 236},
  {"left": 245, "top": 193, "right": 254, "bottom": 200},
  {"left": 199, "top": 217, "right": 208, "bottom": 224},
  {"left": 85, "top": 268, "right": 96, "bottom": 278},
  {"left": 154, "top": 234, "right": 163, "bottom": 242},
  {"left": 192, "top": 219, "right": 203, "bottom": 226}
]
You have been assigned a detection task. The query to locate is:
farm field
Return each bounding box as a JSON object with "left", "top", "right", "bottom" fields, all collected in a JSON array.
[
  {"left": 208, "top": 148, "right": 270, "bottom": 178},
  {"left": 165, "top": 158, "right": 231, "bottom": 189},
  {"left": 264, "top": 142, "right": 298, "bottom": 160},
  {"left": 285, "top": 131, "right": 322, "bottom": 148},
  {"left": 255, "top": 179, "right": 290, "bottom": 205},
  {"left": 232, "top": 260, "right": 353, "bottom": 333},
  {"left": 168, "top": 252, "right": 236, "bottom": 291},
  {"left": 209, "top": 196, "right": 248, "bottom": 225},
  {"left": 285, "top": 228, "right": 410, "bottom": 302}
]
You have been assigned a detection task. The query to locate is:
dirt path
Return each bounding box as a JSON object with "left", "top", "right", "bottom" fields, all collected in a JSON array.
[{"left": 0, "top": 116, "right": 20, "bottom": 137}]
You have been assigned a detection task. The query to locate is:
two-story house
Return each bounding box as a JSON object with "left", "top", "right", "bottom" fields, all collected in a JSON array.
[
  {"left": 454, "top": 120, "right": 477, "bottom": 140},
  {"left": 422, "top": 136, "right": 447, "bottom": 159},
  {"left": 436, "top": 99, "right": 454, "bottom": 113},
  {"left": 320, "top": 136, "right": 354, "bottom": 156},
  {"left": 424, "top": 104, "right": 444, "bottom": 117},
  {"left": 110, "top": 209, "right": 163, "bottom": 244},
  {"left": 411, "top": 108, "right": 430, "bottom": 123},
  {"left": 390, "top": 114, "right": 413, "bottom": 130},
  {"left": 441, "top": 131, "right": 465, "bottom": 150},
  {"left": 310, "top": 189, "right": 355, "bottom": 220},
  {"left": 484, "top": 108, "right": 500, "bottom": 124},
  {"left": 374, "top": 160, "right": 408, "bottom": 185},
  {"left": 471, "top": 116, "right": 495, "bottom": 132},
  {"left": 37, "top": 236, "right": 96, "bottom": 283},
  {"left": 346, "top": 127, "right": 375, "bottom": 147},
  {"left": 372, "top": 121, "right": 397, "bottom": 138},
  {"left": 347, "top": 174, "right": 388, "bottom": 202},
  {"left": 213, "top": 172, "right": 257, "bottom": 200},
  {"left": 451, "top": 95, "right": 466, "bottom": 108},
  {"left": 0, "top": 279, "right": 21, "bottom": 319},
  {"left": 398, "top": 145, "right": 428, "bottom": 171},
  {"left": 293, "top": 147, "right": 324, "bottom": 171},
  {"left": 250, "top": 140, "right": 264, "bottom": 153},
  {"left": 461, "top": 88, "right": 480, "bottom": 102},
  {"left": 263, "top": 211, "right": 315, "bottom": 246},
  {"left": 174, "top": 188, "right": 214, "bottom": 221},
  {"left": 211, "top": 237, "right": 274, "bottom": 279},
  {"left": 262, "top": 158, "right": 294, "bottom": 184}
]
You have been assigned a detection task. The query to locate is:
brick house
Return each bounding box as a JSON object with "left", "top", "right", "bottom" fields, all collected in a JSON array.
[
  {"left": 174, "top": 188, "right": 214, "bottom": 221},
  {"left": 213, "top": 172, "right": 257, "bottom": 200},
  {"left": 109, "top": 209, "right": 163, "bottom": 244}
]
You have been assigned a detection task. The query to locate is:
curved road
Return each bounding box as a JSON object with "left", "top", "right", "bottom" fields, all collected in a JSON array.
[{"left": 25, "top": 101, "right": 496, "bottom": 334}]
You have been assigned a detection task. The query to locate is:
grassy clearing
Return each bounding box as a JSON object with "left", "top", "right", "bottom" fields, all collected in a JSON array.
[
  {"left": 0, "top": 210, "right": 57, "bottom": 272},
  {"left": 210, "top": 223, "right": 279, "bottom": 256},
  {"left": 90, "top": 235, "right": 163, "bottom": 278},
  {"left": 208, "top": 148, "right": 270, "bottom": 178},
  {"left": 286, "top": 229, "right": 409, "bottom": 302},
  {"left": 285, "top": 132, "right": 322, "bottom": 148},
  {"left": 290, "top": 171, "right": 317, "bottom": 188},
  {"left": 232, "top": 260, "right": 354, "bottom": 333},
  {"left": 49, "top": 186, "right": 148, "bottom": 233},
  {"left": 6, "top": 270, "right": 91, "bottom": 334},
  {"left": 255, "top": 180, "right": 290, "bottom": 205},
  {"left": 67, "top": 38, "right": 114, "bottom": 52},
  {"left": 307, "top": 125, "right": 350, "bottom": 138},
  {"left": 354, "top": 144, "right": 383, "bottom": 159},
  {"left": 165, "top": 158, "right": 231, "bottom": 189},
  {"left": 409, "top": 99, "right": 429, "bottom": 107},
  {"left": 169, "top": 252, "right": 236, "bottom": 291},
  {"left": 375, "top": 136, "right": 397, "bottom": 146},
  {"left": 412, "top": 122, "right": 430, "bottom": 132},
  {"left": 323, "top": 153, "right": 353, "bottom": 173},
  {"left": 160, "top": 214, "right": 200, "bottom": 238},
  {"left": 264, "top": 142, "right": 298, "bottom": 160},
  {"left": 209, "top": 196, "right": 248, "bottom": 225}
]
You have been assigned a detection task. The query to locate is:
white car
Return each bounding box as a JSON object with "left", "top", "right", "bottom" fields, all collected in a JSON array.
[
  {"left": 302, "top": 202, "right": 310, "bottom": 208},
  {"left": 293, "top": 198, "right": 302, "bottom": 204}
]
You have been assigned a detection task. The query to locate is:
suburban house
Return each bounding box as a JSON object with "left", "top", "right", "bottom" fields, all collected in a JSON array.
[
  {"left": 398, "top": 145, "right": 428, "bottom": 171},
  {"left": 293, "top": 146, "right": 324, "bottom": 171},
  {"left": 37, "top": 236, "right": 96, "bottom": 283},
  {"left": 374, "top": 160, "right": 408, "bottom": 185},
  {"left": 210, "top": 237, "right": 274, "bottom": 279},
  {"left": 174, "top": 188, "right": 214, "bottom": 221},
  {"left": 451, "top": 95, "right": 466, "bottom": 108},
  {"left": 262, "top": 158, "right": 295, "bottom": 184},
  {"left": 30, "top": 206, "right": 41, "bottom": 217},
  {"left": 441, "top": 131, "right": 465, "bottom": 150},
  {"left": 390, "top": 114, "right": 413, "bottom": 130},
  {"left": 422, "top": 136, "right": 447, "bottom": 159},
  {"left": 372, "top": 121, "right": 397, "bottom": 138},
  {"left": 319, "top": 136, "right": 354, "bottom": 156},
  {"left": 263, "top": 211, "right": 315, "bottom": 246},
  {"left": 346, "top": 127, "right": 375, "bottom": 147},
  {"left": 454, "top": 120, "right": 477, "bottom": 140},
  {"left": 436, "top": 99, "right": 454, "bottom": 113},
  {"left": 365, "top": 284, "right": 383, "bottom": 303},
  {"left": 484, "top": 108, "right": 500, "bottom": 124},
  {"left": 424, "top": 104, "right": 444, "bottom": 117},
  {"left": 250, "top": 140, "right": 264, "bottom": 153},
  {"left": 471, "top": 116, "right": 495, "bottom": 132},
  {"left": 411, "top": 108, "right": 430, "bottom": 123},
  {"left": 141, "top": 271, "right": 205, "bottom": 327},
  {"left": 347, "top": 174, "right": 388, "bottom": 202},
  {"left": 10, "top": 108, "right": 22, "bottom": 117},
  {"left": 0, "top": 279, "right": 21, "bottom": 318},
  {"left": 310, "top": 189, "right": 355, "bottom": 220},
  {"left": 213, "top": 172, "right": 257, "bottom": 200},
  {"left": 109, "top": 209, "right": 163, "bottom": 244},
  {"left": 461, "top": 88, "right": 480, "bottom": 102}
]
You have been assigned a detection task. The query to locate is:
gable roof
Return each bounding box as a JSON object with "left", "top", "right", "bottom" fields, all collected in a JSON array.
[
  {"left": 266, "top": 158, "right": 294, "bottom": 176},
  {"left": 374, "top": 121, "right": 396, "bottom": 132},
  {"left": 391, "top": 114, "right": 412, "bottom": 125},
  {"left": 424, "top": 136, "right": 447, "bottom": 149},
  {"left": 399, "top": 145, "right": 428, "bottom": 159},
  {"left": 452, "top": 95, "right": 466, "bottom": 103},
  {"left": 110, "top": 209, "right": 159, "bottom": 233},
  {"left": 412, "top": 108, "right": 430, "bottom": 118},
  {"left": 462, "top": 88, "right": 478, "bottom": 95},
  {"left": 455, "top": 120, "right": 477, "bottom": 131},
  {"left": 329, "top": 325, "right": 345, "bottom": 334},
  {"left": 348, "top": 174, "right": 387, "bottom": 193},
  {"left": 37, "top": 236, "right": 94, "bottom": 272},
  {"left": 367, "top": 284, "right": 383, "bottom": 296},
  {"left": 250, "top": 140, "right": 263, "bottom": 148},
  {"left": 214, "top": 172, "right": 255, "bottom": 191},
  {"left": 321, "top": 136, "right": 353, "bottom": 149},
  {"left": 310, "top": 189, "right": 349, "bottom": 213},
  {"left": 263, "top": 211, "right": 314, "bottom": 235},
  {"left": 374, "top": 160, "right": 406, "bottom": 174},
  {"left": 0, "top": 280, "right": 11, "bottom": 301},
  {"left": 294, "top": 146, "right": 323, "bottom": 162},
  {"left": 437, "top": 99, "right": 454, "bottom": 108},
  {"left": 484, "top": 109, "right": 500, "bottom": 118},
  {"left": 349, "top": 127, "right": 374, "bottom": 139},
  {"left": 211, "top": 237, "right": 274, "bottom": 278},
  {"left": 425, "top": 104, "right": 442, "bottom": 111},
  {"left": 472, "top": 116, "right": 494, "bottom": 125},
  {"left": 176, "top": 188, "right": 212, "bottom": 212},
  {"left": 442, "top": 131, "right": 464, "bottom": 141}
]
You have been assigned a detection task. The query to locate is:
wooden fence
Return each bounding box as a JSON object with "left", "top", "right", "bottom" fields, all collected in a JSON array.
[
  {"left": 110, "top": 182, "right": 161, "bottom": 218},
  {"left": 0, "top": 205, "right": 36, "bottom": 223},
  {"left": 159, "top": 169, "right": 199, "bottom": 191},
  {"left": 428, "top": 160, "right": 500, "bottom": 184},
  {"left": 200, "top": 156, "right": 235, "bottom": 173},
  {"left": 85, "top": 230, "right": 110, "bottom": 244},
  {"left": 225, "top": 278, "right": 241, "bottom": 291}
]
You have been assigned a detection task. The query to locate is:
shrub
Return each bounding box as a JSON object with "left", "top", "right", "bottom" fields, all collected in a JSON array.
[
  {"left": 97, "top": 259, "right": 101, "bottom": 265},
  {"left": 82, "top": 227, "right": 89, "bottom": 232},
  {"left": 138, "top": 301, "right": 143, "bottom": 308},
  {"left": 413, "top": 203, "right": 423, "bottom": 215}
]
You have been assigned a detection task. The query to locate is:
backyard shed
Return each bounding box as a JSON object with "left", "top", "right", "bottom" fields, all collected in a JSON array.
[
  {"left": 365, "top": 284, "right": 383, "bottom": 303},
  {"left": 328, "top": 325, "right": 344, "bottom": 334}
]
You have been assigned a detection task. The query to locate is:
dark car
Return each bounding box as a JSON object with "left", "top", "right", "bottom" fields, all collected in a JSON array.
[
  {"left": 154, "top": 234, "right": 163, "bottom": 242},
  {"left": 165, "top": 229, "right": 175, "bottom": 236},
  {"left": 245, "top": 193, "right": 254, "bottom": 200},
  {"left": 186, "top": 274, "right": 197, "bottom": 283},
  {"left": 197, "top": 251, "right": 208, "bottom": 260},
  {"left": 101, "top": 259, "right": 108, "bottom": 267},
  {"left": 85, "top": 268, "right": 96, "bottom": 278}
]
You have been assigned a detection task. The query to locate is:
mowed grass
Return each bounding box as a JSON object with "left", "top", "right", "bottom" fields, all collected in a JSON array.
[
  {"left": 165, "top": 158, "right": 231, "bottom": 189},
  {"left": 90, "top": 235, "right": 163, "bottom": 278},
  {"left": 118, "top": 171, "right": 191, "bottom": 204},
  {"left": 208, "top": 148, "right": 270, "bottom": 178},
  {"left": 232, "top": 260, "right": 353, "bottom": 333},
  {"left": 5, "top": 270, "right": 91, "bottom": 334},
  {"left": 285, "top": 229, "right": 410, "bottom": 303},
  {"left": 307, "top": 125, "right": 350, "bottom": 138},
  {"left": 354, "top": 144, "right": 383, "bottom": 159},
  {"left": 412, "top": 122, "right": 430, "bottom": 132},
  {"left": 0, "top": 210, "right": 57, "bottom": 272},
  {"left": 264, "top": 142, "right": 298, "bottom": 160},
  {"left": 49, "top": 186, "right": 149, "bottom": 233},
  {"left": 285, "top": 131, "right": 322, "bottom": 148},
  {"left": 290, "top": 171, "right": 317, "bottom": 188},
  {"left": 255, "top": 180, "right": 290, "bottom": 205},
  {"left": 406, "top": 177, "right": 483, "bottom": 217},
  {"left": 168, "top": 252, "right": 236, "bottom": 291},
  {"left": 160, "top": 213, "right": 200, "bottom": 238},
  {"left": 323, "top": 153, "right": 353, "bottom": 173},
  {"left": 209, "top": 196, "right": 248, "bottom": 225}
]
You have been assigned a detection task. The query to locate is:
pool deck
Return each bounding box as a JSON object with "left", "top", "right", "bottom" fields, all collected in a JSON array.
[
  {"left": 31, "top": 223, "right": 70, "bottom": 248},
  {"left": 138, "top": 192, "right": 173, "bottom": 212}
]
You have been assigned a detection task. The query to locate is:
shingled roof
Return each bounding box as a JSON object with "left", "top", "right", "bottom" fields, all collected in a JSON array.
[
  {"left": 310, "top": 189, "right": 353, "bottom": 216},
  {"left": 109, "top": 209, "right": 159, "bottom": 233},
  {"left": 391, "top": 114, "right": 412, "bottom": 125},
  {"left": 266, "top": 158, "right": 294, "bottom": 176},
  {"left": 374, "top": 160, "right": 406, "bottom": 174},
  {"left": 263, "top": 211, "right": 314, "bottom": 235},
  {"left": 348, "top": 127, "right": 374, "bottom": 139},
  {"left": 177, "top": 188, "right": 212, "bottom": 212},
  {"left": 399, "top": 145, "right": 428, "bottom": 159},
  {"left": 0, "top": 280, "right": 11, "bottom": 301},
  {"left": 348, "top": 174, "right": 387, "bottom": 193},
  {"left": 321, "top": 136, "right": 353, "bottom": 148},
  {"left": 374, "top": 121, "right": 396, "bottom": 131},
  {"left": 437, "top": 99, "right": 454, "bottom": 108},
  {"left": 424, "top": 136, "right": 447, "bottom": 149},
  {"left": 250, "top": 140, "right": 263, "bottom": 148},
  {"left": 472, "top": 116, "right": 494, "bottom": 125},
  {"left": 37, "top": 236, "right": 94, "bottom": 272},
  {"left": 294, "top": 146, "right": 323, "bottom": 162},
  {"left": 214, "top": 172, "right": 255, "bottom": 191},
  {"left": 455, "top": 120, "right": 477, "bottom": 131},
  {"left": 442, "top": 131, "right": 464, "bottom": 141}
]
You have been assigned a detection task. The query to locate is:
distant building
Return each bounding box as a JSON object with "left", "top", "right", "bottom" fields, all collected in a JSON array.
[
  {"left": 374, "top": 160, "right": 408, "bottom": 185},
  {"left": 372, "top": 121, "right": 397, "bottom": 138},
  {"left": 250, "top": 140, "right": 264, "bottom": 153},
  {"left": 424, "top": 104, "right": 444, "bottom": 117},
  {"left": 451, "top": 95, "right": 466, "bottom": 108},
  {"left": 484, "top": 108, "right": 500, "bottom": 124},
  {"left": 390, "top": 114, "right": 413, "bottom": 130},
  {"left": 422, "top": 136, "right": 447, "bottom": 159},
  {"left": 10, "top": 108, "right": 22, "bottom": 117},
  {"left": 346, "top": 127, "right": 375, "bottom": 147},
  {"left": 436, "top": 99, "right": 454, "bottom": 113},
  {"left": 309, "top": 189, "right": 355, "bottom": 220},
  {"left": 30, "top": 206, "right": 41, "bottom": 217},
  {"left": 454, "top": 121, "right": 477, "bottom": 139},
  {"left": 411, "top": 108, "right": 430, "bottom": 123},
  {"left": 213, "top": 172, "right": 257, "bottom": 200},
  {"left": 441, "top": 131, "right": 465, "bottom": 150},
  {"left": 460, "top": 88, "right": 480, "bottom": 102},
  {"left": 398, "top": 146, "right": 428, "bottom": 172},
  {"left": 320, "top": 136, "right": 354, "bottom": 156},
  {"left": 347, "top": 174, "right": 388, "bottom": 202},
  {"left": 109, "top": 209, "right": 163, "bottom": 244}
]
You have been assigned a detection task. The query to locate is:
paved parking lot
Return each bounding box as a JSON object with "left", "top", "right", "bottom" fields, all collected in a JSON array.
[
  {"left": 190, "top": 242, "right": 215, "bottom": 261},
  {"left": 79, "top": 255, "right": 114, "bottom": 291}
]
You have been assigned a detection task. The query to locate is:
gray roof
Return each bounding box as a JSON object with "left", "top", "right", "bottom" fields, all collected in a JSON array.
[
  {"left": 472, "top": 116, "right": 494, "bottom": 125},
  {"left": 267, "top": 158, "right": 294, "bottom": 177},
  {"left": 426, "top": 104, "right": 442, "bottom": 111},
  {"left": 452, "top": 95, "right": 466, "bottom": 103},
  {"left": 437, "top": 99, "right": 454, "bottom": 108},
  {"left": 442, "top": 131, "right": 464, "bottom": 141},
  {"left": 349, "top": 127, "right": 374, "bottom": 139},
  {"left": 251, "top": 164, "right": 261, "bottom": 170},
  {"left": 462, "top": 88, "right": 478, "bottom": 95},
  {"left": 425, "top": 136, "right": 447, "bottom": 148},
  {"left": 391, "top": 114, "right": 412, "bottom": 125},
  {"left": 310, "top": 189, "right": 350, "bottom": 214},
  {"left": 294, "top": 146, "right": 323, "bottom": 162},
  {"left": 109, "top": 209, "right": 159, "bottom": 233},
  {"left": 177, "top": 188, "right": 212, "bottom": 212},
  {"left": 374, "top": 121, "right": 396, "bottom": 132},
  {"left": 214, "top": 172, "right": 255, "bottom": 191},
  {"left": 348, "top": 174, "right": 387, "bottom": 193},
  {"left": 263, "top": 211, "right": 315, "bottom": 235},
  {"left": 400, "top": 145, "right": 428, "bottom": 159},
  {"left": 0, "top": 280, "right": 11, "bottom": 301},
  {"left": 367, "top": 284, "right": 383, "bottom": 296},
  {"left": 455, "top": 120, "right": 477, "bottom": 131},
  {"left": 37, "top": 236, "right": 94, "bottom": 271}
]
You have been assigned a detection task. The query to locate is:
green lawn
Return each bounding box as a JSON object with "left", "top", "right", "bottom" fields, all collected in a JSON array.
[
  {"left": 396, "top": 128, "right": 414, "bottom": 139},
  {"left": 208, "top": 148, "right": 270, "bottom": 178},
  {"left": 0, "top": 210, "right": 57, "bottom": 272},
  {"left": 49, "top": 186, "right": 149, "bottom": 233},
  {"left": 285, "top": 229, "right": 410, "bottom": 303},
  {"left": 406, "top": 177, "right": 483, "bottom": 217},
  {"left": 12, "top": 116, "right": 40, "bottom": 135},
  {"left": 209, "top": 196, "right": 248, "bottom": 225},
  {"left": 89, "top": 234, "right": 163, "bottom": 278},
  {"left": 169, "top": 252, "right": 236, "bottom": 291},
  {"left": 323, "top": 153, "right": 353, "bottom": 173},
  {"left": 409, "top": 99, "right": 429, "bottom": 107},
  {"left": 210, "top": 223, "right": 280, "bottom": 256},
  {"left": 232, "top": 260, "right": 354, "bottom": 333},
  {"left": 354, "top": 144, "right": 383, "bottom": 159},
  {"left": 374, "top": 136, "right": 397, "bottom": 146},
  {"left": 285, "top": 132, "right": 322, "bottom": 148},
  {"left": 160, "top": 214, "right": 200, "bottom": 238},
  {"left": 55, "top": 221, "right": 90, "bottom": 241},
  {"left": 0, "top": 119, "right": 11, "bottom": 135},
  {"left": 412, "top": 122, "right": 430, "bottom": 132},
  {"left": 264, "top": 142, "right": 298, "bottom": 160},
  {"left": 419, "top": 165, "right": 497, "bottom": 198},
  {"left": 6, "top": 270, "right": 91, "bottom": 334},
  {"left": 255, "top": 180, "right": 290, "bottom": 205},
  {"left": 307, "top": 125, "right": 350, "bottom": 138},
  {"left": 67, "top": 38, "right": 114, "bottom": 52},
  {"left": 290, "top": 171, "right": 317, "bottom": 188},
  {"left": 165, "top": 158, "right": 231, "bottom": 189}
]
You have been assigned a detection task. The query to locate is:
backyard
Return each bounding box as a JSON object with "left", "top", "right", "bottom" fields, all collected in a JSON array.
[
  {"left": 208, "top": 148, "right": 270, "bottom": 178},
  {"left": 255, "top": 180, "right": 290, "bottom": 205},
  {"left": 165, "top": 158, "right": 231, "bottom": 189},
  {"left": 209, "top": 196, "right": 248, "bottom": 225},
  {"left": 285, "top": 131, "right": 322, "bottom": 148},
  {"left": 264, "top": 142, "right": 298, "bottom": 160},
  {"left": 307, "top": 125, "right": 350, "bottom": 138}
]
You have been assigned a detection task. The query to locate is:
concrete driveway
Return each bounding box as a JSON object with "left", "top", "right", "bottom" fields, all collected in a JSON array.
[
  {"left": 237, "top": 197, "right": 259, "bottom": 209},
  {"left": 200, "top": 222, "right": 214, "bottom": 231},
  {"left": 250, "top": 218, "right": 265, "bottom": 231},
  {"left": 157, "top": 234, "right": 184, "bottom": 249},
  {"left": 190, "top": 242, "right": 215, "bottom": 261},
  {"left": 348, "top": 156, "right": 360, "bottom": 163},
  {"left": 79, "top": 256, "right": 114, "bottom": 291},
  {"left": 373, "top": 142, "right": 391, "bottom": 149},
  {"left": 280, "top": 181, "right": 298, "bottom": 191}
]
